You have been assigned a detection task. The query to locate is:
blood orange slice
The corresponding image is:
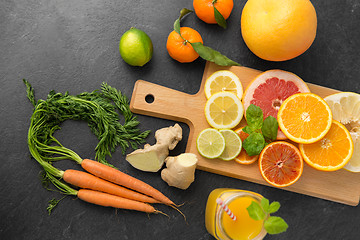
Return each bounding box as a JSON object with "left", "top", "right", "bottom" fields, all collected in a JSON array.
[
  {"left": 234, "top": 127, "right": 258, "bottom": 164},
  {"left": 242, "top": 70, "right": 310, "bottom": 139},
  {"left": 259, "top": 141, "right": 303, "bottom": 188}
]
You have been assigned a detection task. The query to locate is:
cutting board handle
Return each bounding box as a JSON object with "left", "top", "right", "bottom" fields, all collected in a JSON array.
[{"left": 130, "top": 80, "right": 205, "bottom": 127}]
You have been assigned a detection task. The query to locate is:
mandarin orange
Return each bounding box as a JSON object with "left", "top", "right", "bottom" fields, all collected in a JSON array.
[
  {"left": 193, "top": 0, "right": 233, "bottom": 24},
  {"left": 166, "top": 27, "right": 203, "bottom": 63}
]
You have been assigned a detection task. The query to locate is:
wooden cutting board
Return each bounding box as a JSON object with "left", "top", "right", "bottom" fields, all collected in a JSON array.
[{"left": 130, "top": 61, "right": 360, "bottom": 206}]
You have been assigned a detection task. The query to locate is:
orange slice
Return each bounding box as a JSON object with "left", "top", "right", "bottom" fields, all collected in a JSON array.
[
  {"left": 259, "top": 141, "right": 303, "bottom": 188},
  {"left": 299, "top": 120, "right": 354, "bottom": 171},
  {"left": 234, "top": 127, "right": 258, "bottom": 164},
  {"left": 277, "top": 93, "right": 332, "bottom": 144}
]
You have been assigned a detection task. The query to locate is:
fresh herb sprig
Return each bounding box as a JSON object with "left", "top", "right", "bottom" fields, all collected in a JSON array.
[
  {"left": 173, "top": 8, "right": 240, "bottom": 66},
  {"left": 247, "top": 197, "right": 288, "bottom": 235},
  {"left": 24, "top": 80, "right": 150, "bottom": 166},
  {"left": 242, "top": 104, "right": 278, "bottom": 156}
]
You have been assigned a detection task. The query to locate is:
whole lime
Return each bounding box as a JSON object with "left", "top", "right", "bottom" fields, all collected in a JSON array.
[{"left": 119, "top": 27, "right": 153, "bottom": 67}]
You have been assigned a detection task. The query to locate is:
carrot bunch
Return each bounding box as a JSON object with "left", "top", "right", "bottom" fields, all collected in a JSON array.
[{"left": 24, "top": 81, "right": 178, "bottom": 216}]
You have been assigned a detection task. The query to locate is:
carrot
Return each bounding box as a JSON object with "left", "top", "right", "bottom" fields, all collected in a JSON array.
[
  {"left": 77, "top": 189, "right": 158, "bottom": 213},
  {"left": 63, "top": 169, "right": 159, "bottom": 204},
  {"left": 81, "top": 159, "right": 175, "bottom": 206}
]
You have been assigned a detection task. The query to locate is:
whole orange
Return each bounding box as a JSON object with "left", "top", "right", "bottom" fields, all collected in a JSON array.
[
  {"left": 166, "top": 27, "right": 203, "bottom": 63},
  {"left": 193, "top": 0, "right": 234, "bottom": 24},
  {"left": 241, "top": 0, "right": 317, "bottom": 61}
]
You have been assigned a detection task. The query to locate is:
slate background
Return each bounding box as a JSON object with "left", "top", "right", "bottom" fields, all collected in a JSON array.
[{"left": 1, "top": 0, "right": 359, "bottom": 239}]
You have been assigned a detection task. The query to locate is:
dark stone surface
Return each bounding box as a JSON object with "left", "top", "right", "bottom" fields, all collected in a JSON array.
[{"left": 1, "top": 0, "right": 359, "bottom": 239}]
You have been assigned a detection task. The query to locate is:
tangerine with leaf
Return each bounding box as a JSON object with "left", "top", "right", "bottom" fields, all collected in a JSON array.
[
  {"left": 193, "top": 0, "right": 233, "bottom": 27},
  {"left": 166, "top": 27, "right": 203, "bottom": 63}
]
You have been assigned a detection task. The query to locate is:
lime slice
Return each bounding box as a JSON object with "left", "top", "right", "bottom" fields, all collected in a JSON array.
[
  {"left": 204, "top": 70, "right": 243, "bottom": 99},
  {"left": 196, "top": 128, "right": 225, "bottom": 159},
  {"left": 219, "top": 129, "right": 242, "bottom": 161},
  {"left": 205, "top": 91, "right": 244, "bottom": 129}
]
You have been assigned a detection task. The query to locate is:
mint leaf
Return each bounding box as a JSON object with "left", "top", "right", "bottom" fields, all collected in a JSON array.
[
  {"left": 214, "top": 6, "right": 227, "bottom": 29},
  {"left": 269, "top": 201, "right": 281, "bottom": 214},
  {"left": 264, "top": 216, "right": 288, "bottom": 234},
  {"left": 246, "top": 104, "right": 263, "bottom": 131},
  {"left": 261, "top": 198, "right": 270, "bottom": 213},
  {"left": 190, "top": 42, "right": 240, "bottom": 66},
  {"left": 242, "top": 125, "right": 253, "bottom": 135},
  {"left": 243, "top": 132, "right": 265, "bottom": 156},
  {"left": 262, "top": 116, "right": 278, "bottom": 141},
  {"left": 247, "top": 201, "right": 265, "bottom": 221}
]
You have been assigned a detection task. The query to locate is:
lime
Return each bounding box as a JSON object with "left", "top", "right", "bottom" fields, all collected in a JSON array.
[
  {"left": 196, "top": 128, "right": 225, "bottom": 159},
  {"left": 119, "top": 27, "right": 153, "bottom": 67},
  {"left": 219, "top": 129, "right": 242, "bottom": 161}
]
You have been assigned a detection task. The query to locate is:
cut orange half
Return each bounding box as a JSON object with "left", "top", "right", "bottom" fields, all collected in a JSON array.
[
  {"left": 259, "top": 141, "right": 303, "bottom": 188},
  {"left": 234, "top": 127, "right": 258, "bottom": 164},
  {"left": 277, "top": 93, "right": 332, "bottom": 144},
  {"left": 299, "top": 120, "right": 354, "bottom": 171}
]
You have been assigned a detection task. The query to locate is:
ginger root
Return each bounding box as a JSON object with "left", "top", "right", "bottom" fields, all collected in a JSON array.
[
  {"left": 161, "top": 153, "right": 198, "bottom": 190},
  {"left": 126, "top": 124, "right": 182, "bottom": 172}
]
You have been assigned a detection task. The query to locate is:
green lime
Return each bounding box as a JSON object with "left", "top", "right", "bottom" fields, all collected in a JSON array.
[
  {"left": 219, "top": 129, "right": 242, "bottom": 161},
  {"left": 196, "top": 128, "right": 225, "bottom": 159},
  {"left": 119, "top": 27, "right": 153, "bottom": 67}
]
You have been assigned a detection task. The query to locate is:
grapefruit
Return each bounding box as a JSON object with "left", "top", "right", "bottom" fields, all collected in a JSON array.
[
  {"left": 259, "top": 141, "right": 303, "bottom": 188},
  {"left": 242, "top": 70, "right": 310, "bottom": 139}
]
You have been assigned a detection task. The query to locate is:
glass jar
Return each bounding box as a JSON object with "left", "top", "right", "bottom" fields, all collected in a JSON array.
[{"left": 205, "top": 188, "right": 267, "bottom": 240}]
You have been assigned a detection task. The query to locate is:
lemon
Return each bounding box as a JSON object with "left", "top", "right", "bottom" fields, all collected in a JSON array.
[
  {"left": 205, "top": 92, "right": 244, "bottom": 129},
  {"left": 219, "top": 129, "right": 242, "bottom": 161},
  {"left": 119, "top": 27, "right": 153, "bottom": 67},
  {"left": 324, "top": 92, "right": 360, "bottom": 172},
  {"left": 204, "top": 70, "right": 243, "bottom": 99},
  {"left": 196, "top": 128, "right": 225, "bottom": 159}
]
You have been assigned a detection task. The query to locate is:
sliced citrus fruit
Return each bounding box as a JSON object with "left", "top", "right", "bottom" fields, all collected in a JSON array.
[
  {"left": 205, "top": 92, "right": 244, "bottom": 129},
  {"left": 324, "top": 92, "right": 360, "bottom": 172},
  {"left": 278, "top": 93, "right": 332, "bottom": 144},
  {"left": 242, "top": 70, "right": 310, "bottom": 139},
  {"left": 259, "top": 141, "right": 303, "bottom": 188},
  {"left": 197, "top": 128, "right": 226, "bottom": 159},
  {"left": 219, "top": 129, "right": 242, "bottom": 161},
  {"left": 234, "top": 127, "right": 258, "bottom": 164},
  {"left": 204, "top": 70, "right": 243, "bottom": 99},
  {"left": 299, "top": 120, "right": 354, "bottom": 171}
]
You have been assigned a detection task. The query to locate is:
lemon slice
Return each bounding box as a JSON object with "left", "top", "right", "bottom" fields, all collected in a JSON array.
[
  {"left": 205, "top": 92, "right": 244, "bottom": 129},
  {"left": 196, "top": 128, "right": 225, "bottom": 159},
  {"left": 204, "top": 70, "right": 243, "bottom": 99},
  {"left": 324, "top": 92, "right": 360, "bottom": 172},
  {"left": 219, "top": 129, "right": 242, "bottom": 161}
]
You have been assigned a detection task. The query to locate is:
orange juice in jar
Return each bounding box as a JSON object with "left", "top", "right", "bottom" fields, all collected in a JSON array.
[{"left": 205, "top": 188, "right": 267, "bottom": 240}]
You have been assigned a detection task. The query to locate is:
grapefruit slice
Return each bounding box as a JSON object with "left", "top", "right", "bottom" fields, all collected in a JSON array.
[
  {"left": 259, "top": 141, "right": 303, "bottom": 188},
  {"left": 242, "top": 70, "right": 310, "bottom": 139}
]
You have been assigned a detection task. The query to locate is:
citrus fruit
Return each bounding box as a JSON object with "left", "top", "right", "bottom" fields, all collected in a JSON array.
[
  {"left": 324, "top": 92, "right": 360, "bottom": 172},
  {"left": 197, "top": 128, "right": 226, "bottom": 159},
  {"left": 219, "top": 129, "right": 242, "bottom": 161},
  {"left": 259, "top": 141, "right": 303, "bottom": 188},
  {"left": 205, "top": 91, "right": 244, "bottom": 129},
  {"left": 193, "top": 0, "right": 234, "bottom": 24},
  {"left": 119, "top": 27, "right": 153, "bottom": 66},
  {"left": 241, "top": 0, "right": 317, "bottom": 61},
  {"left": 278, "top": 93, "right": 333, "bottom": 144},
  {"left": 204, "top": 70, "right": 243, "bottom": 99},
  {"left": 166, "top": 27, "right": 203, "bottom": 63},
  {"left": 242, "top": 70, "right": 310, "bottom": 139},
  {"left": 234, "top": 127, "right": 258, "bottom": 164},
  {"left": 299, "top": 120, "right": 354, "bottom": 172}
]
